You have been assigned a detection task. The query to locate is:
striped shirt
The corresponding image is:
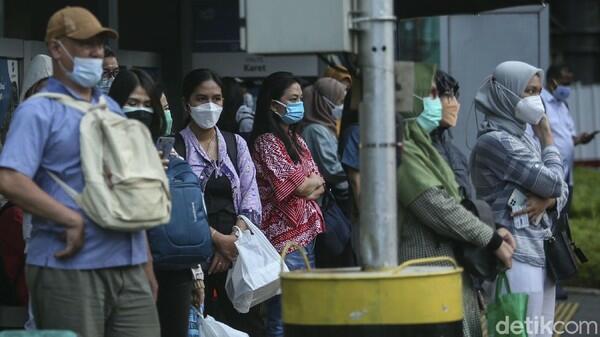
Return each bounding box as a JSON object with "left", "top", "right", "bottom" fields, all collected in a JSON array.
[{"left": 471, "top": 129, "right": 568, "bottom": 267}]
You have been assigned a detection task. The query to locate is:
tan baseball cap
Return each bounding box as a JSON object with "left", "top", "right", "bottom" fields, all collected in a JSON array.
[{"left": 45, "top": 6, "right": 118, "bottom": 42}]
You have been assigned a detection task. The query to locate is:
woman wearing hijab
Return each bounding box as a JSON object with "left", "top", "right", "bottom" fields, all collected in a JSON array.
[
  {"left": 300, "top": 77, "right": 353, "bottom": 267},
  {"left": 397, "top": 63, "right": 516, "bottom": 337},
  {"left": 471, "top": 61, "right": 568, "bottom": 337}
]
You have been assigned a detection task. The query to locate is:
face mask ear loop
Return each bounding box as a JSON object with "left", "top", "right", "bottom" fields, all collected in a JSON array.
[
  {"left": 464, "top": 99, "right": 477, "bottom": 152},
  {"left": 465, "top": 76, "right": 493, "bottom": 151},
  {"left": 412, "top": 93, "right": 424, "bottom": 101}
]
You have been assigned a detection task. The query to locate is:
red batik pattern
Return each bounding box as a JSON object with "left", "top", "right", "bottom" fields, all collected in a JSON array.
[{"left": 252, "top": 133, "right": 325, "bottom": 253}]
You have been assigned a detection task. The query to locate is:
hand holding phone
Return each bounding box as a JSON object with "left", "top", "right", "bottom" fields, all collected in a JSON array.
[
  {"left": 579, "top": 130, "right": 599, "bottom": 145},
  {"left": 156, "top": 136, "right": 175, "bottom": 159}
]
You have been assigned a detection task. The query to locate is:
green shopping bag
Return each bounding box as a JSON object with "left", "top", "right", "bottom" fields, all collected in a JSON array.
[{"left": 487, "top": 271, "right": 529, "bottom": 337}]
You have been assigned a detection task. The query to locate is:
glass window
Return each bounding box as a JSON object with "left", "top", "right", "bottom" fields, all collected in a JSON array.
[{"left": 396, "top": 17, "right": 440, "bottom": 64}]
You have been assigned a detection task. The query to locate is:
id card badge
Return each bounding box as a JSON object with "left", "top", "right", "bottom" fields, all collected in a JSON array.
[{"left": 508, "top": 189, "right": 529, "bottom": 229}]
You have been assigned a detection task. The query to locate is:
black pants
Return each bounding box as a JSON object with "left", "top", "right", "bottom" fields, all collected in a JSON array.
[
  {"left": 204, "top": 271, "right": 265, "bottom": 337},
  {"left": 155, "top": 269, "right": 193, "bottom": 337}
]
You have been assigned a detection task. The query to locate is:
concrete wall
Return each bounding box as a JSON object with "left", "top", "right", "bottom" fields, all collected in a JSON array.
[
  {"left": 439, "top": 5, "right": 550, "bottom": 157},
  {"left": 570, "top": 83, "right": 600, "bottom": 163}
]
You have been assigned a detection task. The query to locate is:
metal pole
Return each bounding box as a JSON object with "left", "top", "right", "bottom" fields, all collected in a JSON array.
[
  {"left": 107, "top": 0, "right": 119, "bottom": 51},
  {"left": 358, "top": 0, "right": 398, "bottom": 269},
  {"left": 0, "top": 0, "right": 4, "bottom": 37}
]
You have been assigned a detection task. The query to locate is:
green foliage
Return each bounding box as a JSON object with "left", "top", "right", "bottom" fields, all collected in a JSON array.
[{"left": 566, "top": 167, "right": 600, "bottom": 288}]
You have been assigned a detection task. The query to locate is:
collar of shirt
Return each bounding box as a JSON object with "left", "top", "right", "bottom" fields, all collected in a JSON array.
[{"left": 182, "top": 126, "right": 228, "bottom": 166}]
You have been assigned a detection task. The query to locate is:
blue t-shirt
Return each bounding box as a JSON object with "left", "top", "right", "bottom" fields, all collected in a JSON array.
[
  {"left": 341, "top": 124, "right": 360, "bottom": 171},
  {"left": 0, "top": 77, "right": 147, "bottom": 269}
]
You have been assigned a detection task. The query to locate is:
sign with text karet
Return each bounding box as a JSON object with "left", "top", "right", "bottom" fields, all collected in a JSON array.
[{"left": 192, "top": 53, "right": 320, "bottom": 77}]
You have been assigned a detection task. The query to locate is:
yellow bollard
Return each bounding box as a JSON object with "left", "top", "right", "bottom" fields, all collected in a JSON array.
[{"left": 280, "top": 244, "right": 464, "bottom": 337}]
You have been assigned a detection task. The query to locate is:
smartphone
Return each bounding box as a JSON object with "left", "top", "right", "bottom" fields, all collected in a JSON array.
[{"left": 156, "top": 136, "right": 175, "bottom": 159}]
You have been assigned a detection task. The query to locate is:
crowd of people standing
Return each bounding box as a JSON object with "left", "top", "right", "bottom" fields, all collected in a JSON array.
[{"left": 0, "top": 6, "right": 595, "bottom": 337}]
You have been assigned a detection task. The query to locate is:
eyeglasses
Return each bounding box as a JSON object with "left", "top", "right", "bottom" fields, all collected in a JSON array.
[{"left": 102, "top": 68, "right": 120, "bottom": 79}]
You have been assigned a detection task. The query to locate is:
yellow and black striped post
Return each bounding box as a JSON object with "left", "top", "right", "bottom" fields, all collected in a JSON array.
[{"left": 280, "top": 255, "right": 464, "bottom": 337}]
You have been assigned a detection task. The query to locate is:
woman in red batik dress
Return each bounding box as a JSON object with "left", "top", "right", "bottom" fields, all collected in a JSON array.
[{"left": 249, "top": 72, "right": 325, "bottom": 337}]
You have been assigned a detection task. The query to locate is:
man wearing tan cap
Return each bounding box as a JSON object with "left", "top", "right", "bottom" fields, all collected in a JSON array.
[{"left": 0, "top": 7, "right": 160, "bottom": 336}]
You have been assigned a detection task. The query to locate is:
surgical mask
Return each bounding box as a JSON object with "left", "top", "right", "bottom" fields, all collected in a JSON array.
[
  {"left": 164, "top": 109, "right": 173, "bottom": 135},
  {"left": 190, "top": 102, "right": 223, "bottom": 129},
  {"left": 332, "top": 105, "right": 344, "bottom": 120},
  {"left": 56, "top": 41, "right": 103, "bottom": 88},
  {"left": 553, "top": 85, "right": 571, "bottom": 102},
  {"left": 123, "top": 106, "right": 154, "bottom": 129},
  {"left": 274, "top": 100, "right": 304, "bottom": 125},
  {"left": 415, "top": 96, "right": 443, "bottom": 133},
  {"left": 97, "top": 78, "right": 114, "bottom": 95},
  {"left": 322, "top": 95, "right": 344, "bottom": 120},
  {"left": 515, "top": 95, "right": 545, "bottom": 125}
]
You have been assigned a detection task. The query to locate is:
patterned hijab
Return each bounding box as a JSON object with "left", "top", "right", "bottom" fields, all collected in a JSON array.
[
  {"left": 475, "top": 61, "right": 543, "bottom": 137},
  {"left": 397, "top": 63, "right": 461, "bottom": 206}
]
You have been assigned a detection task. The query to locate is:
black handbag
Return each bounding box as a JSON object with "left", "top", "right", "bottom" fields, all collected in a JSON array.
[
  {"left": 319, "top": 190, "right": 352, "bottom": 256},
  {"left": 544, "top": 214, "right": 588, "bottom": 281},
  {"left": 456, "top": 199, "right": 504, "bottom": 281}
]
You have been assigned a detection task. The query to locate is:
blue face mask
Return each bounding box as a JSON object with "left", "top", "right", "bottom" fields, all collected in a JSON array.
[
  {"left": 274, "top": 100, "right": 304, "bottom": 125},
  {"left": 416, "top": 96, "right": 443, "bottom": 133},
  {"left": 97, "top": 78, "right": 114, "bottom": 95},
  {"left": 57, "top": 41, "right": 103, "bottom": 88},
  {"left": 322, "top": 95, "right": 344, "bottom": 120},
  {"left": 553, "top": 85, "right": 571, "bottom": 102}
]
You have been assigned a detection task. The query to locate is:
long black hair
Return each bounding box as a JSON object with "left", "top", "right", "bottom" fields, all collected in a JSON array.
[
  {"left": 180, "top": 68, "right": 223, "bottom": 131},
  {"left": 250, "top": 71, "right": 303, "bottom": 163},
  {"left": 109, "top": 68, "right": 165, "bottom": 141}
]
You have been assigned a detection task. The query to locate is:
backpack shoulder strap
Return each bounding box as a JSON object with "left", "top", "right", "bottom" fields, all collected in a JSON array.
[
  {"left": 222, "top": 131, "right": 239, "bottom": 175},
  {"left": 174, "top": 133, "right": 187, "bottom": 159},
  {"left": 31, "top": 92, "right": 92, "bottom": 114}
]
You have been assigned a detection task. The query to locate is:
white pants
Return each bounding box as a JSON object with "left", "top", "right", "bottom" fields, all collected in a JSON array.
[{"left": 504, "top": 260, "right": 556, "bottom": 337}]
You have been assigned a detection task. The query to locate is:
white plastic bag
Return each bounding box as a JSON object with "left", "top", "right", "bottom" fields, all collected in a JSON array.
[
  {"left": 225, "top": 215, "right": 289, "bottom": 313},
  {"left": 198, "top": 314, "right": 249, "bottom": 337}
]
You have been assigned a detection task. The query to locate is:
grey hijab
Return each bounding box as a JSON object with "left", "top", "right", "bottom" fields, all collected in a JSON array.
[{"left": 475, "top": 61, "right": 543, "bottom": 136}]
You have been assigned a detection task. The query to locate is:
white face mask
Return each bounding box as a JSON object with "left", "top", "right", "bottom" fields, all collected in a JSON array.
[
  {"left": 189, "top": 102, "right": 223, "bottom": 129},
  {"left": 515, "top": 95, "right": 545, "bottom": 125}
]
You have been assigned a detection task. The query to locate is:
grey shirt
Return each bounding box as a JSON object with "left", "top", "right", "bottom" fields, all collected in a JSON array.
[
  {"left": 302, "top": 123, "right": 349, "bottom": 192},
  {"left": 471, "top": 129, "right": 568, "bottom": 267}
]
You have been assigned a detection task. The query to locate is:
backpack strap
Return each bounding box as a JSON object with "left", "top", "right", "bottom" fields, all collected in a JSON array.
[
  {"left": 175, "top": 130, "right": 239, "bottom": 176},
  {"left": 31, "top": 92, "right": 94, "bottom": 114},
  {"left": 222, "top": 131, "right": 239, "bottom": 176},
  {"left": 174, "top": 133, "right": 187, "bottom": 159},
  {"left": 31, "top": 93, "right": 94, "bottom": 207}
]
